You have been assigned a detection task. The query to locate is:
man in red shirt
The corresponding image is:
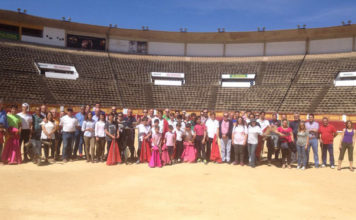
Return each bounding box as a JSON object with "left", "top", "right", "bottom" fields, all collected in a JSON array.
[{"left": 319, "top": 117, "right": 337, "bottom": 168}]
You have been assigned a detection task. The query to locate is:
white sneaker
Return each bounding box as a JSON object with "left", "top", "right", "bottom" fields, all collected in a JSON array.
[
  {"left": 321, "top": 164, "right": 326, "bottom": 168},
  {"left": 331, "top": 165, "right": 335, "bottom": 169},
  {"left": 297, "top": 166, "right": 300, "bottom": 169},
  {"left": 301, "top": 166, "right": 305, "bottom": 170}
]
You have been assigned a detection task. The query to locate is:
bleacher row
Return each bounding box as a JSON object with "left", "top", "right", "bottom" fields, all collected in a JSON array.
[{"left": 1, "top": 40, "right": 356, "bottom": 113}]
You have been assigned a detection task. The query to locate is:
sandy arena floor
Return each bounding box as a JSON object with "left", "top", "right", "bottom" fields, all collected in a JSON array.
[{"left": 0, "top": 136, "right": 355, "bottom": 220}]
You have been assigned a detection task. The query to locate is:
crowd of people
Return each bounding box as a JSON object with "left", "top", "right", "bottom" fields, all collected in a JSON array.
[{"left": 0, "top": 99, "right": 354, "bottom": 172}]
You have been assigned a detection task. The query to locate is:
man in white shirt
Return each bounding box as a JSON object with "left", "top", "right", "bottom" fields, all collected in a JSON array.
[
  {"left": 256, "top": 111, "right": 270, "bottom": 161},
  {"left": 17, "top": 103, "right": 33, "bottom": 162},
  {"left": 205, "top": 112, "right": 219, "bottom": 162},
  {"left": 59, "top": 108, "right": 78, "bottom": 162}
]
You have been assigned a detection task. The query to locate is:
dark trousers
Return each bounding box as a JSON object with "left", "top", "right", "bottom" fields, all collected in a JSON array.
[
  {"left": 107, "top": 140, "right": 112, "bottom": 156},
  {"left": 20, "top": 129, "right": 31, "bottom": 160},
  {"left": 206, "top": 138, "right": 213, "bottom": 161},
  {"left": 281, "top": 143, "right": 291, "bottom": 165},
  {"left": 195, "top": 135, "right": 205, "bottom": 160},
  {"left": 42, "top": 139, "right": 55, "bottom": 159},
  {"left": 118, "top": 138, "right": 127, "bottom": 161},
  {"left": 321, "top": 144, "right": 335, "bottom": 166},
  {"left": 55, "top": 132, "right": 62, "bottom": 160},
  {"left": 233, "top": 144, "right": 245, "bottom": 164},
  {"left": 137, "top": 140, "right": 142, "bottom": 159},
  {"left": 96, "top": 137, "right": 106, "bottom": 160},
  {"left": 73, "top": 129, "right": 84, "bottom": 158},
  {"left": 175, "top": 141, "right": 183, "bottom": 160},
  {"left": 230, "top": 146, "right": 235, "bottom": 162},
  {"left": 244, "top": 146, "right": 249, "bottom": 163}
]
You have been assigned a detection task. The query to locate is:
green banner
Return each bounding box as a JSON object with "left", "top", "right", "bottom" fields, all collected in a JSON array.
[
  {"left": 0, "top": 31, "right": 19, "bottom": 40},
  {"left": 230, "top": 74, "right": 248, "bottom": 78}
]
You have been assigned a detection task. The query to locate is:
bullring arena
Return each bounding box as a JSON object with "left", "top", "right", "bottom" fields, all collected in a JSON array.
[{"left": 1, "top": 8, "right": 356, "bottom": 220}]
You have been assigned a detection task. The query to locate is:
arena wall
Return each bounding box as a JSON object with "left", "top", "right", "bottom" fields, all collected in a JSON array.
[
  {"left": 186, "top": 43, "right": 224, "bottom": 56},
  {"left": 148, "top": 42, "right": 185, "bottom": 56},
  {"left": 225, "top": 43, "right": 264, "bottom": 57},
  {"left": 266, "top": 41, "right": 306, "bottom": 56},
  {"left": 309, "top": 38, "right": 353, "bottom": 54}
]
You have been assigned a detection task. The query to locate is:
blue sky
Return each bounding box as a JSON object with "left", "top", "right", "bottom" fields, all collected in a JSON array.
[{"left": 2, "top": 0, "right": 356, "bottom": 32}]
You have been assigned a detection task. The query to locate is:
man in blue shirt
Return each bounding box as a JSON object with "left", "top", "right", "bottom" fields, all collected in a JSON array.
[
  {"left": 0, "top": 99, "right": 8, "bottom": 129},
  {"left": 73, "top": 105, "right": 85, "bottom": 159},
  {"left": 0, "top": 99, "right": 7, "bottom": 162},
  {"left": 92, "top": 103, "right": 105, "bottom": 122}
]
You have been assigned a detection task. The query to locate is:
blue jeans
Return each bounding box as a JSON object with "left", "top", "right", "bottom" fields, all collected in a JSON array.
[
  {"left": 321, "top": 144, "right": 335, "bottom": 166},
  {"left": 248, "top": 143, "right": 258, "bottom": 167},
  {"left": 73, "top": 129, "right": 84, "bottom": 157},
  {"left": 220, "top": 138, "right": 231, "bottom": 162},
  {"left": 62, "top": 132, "right": 75, "bottom": 160},
  {"left": 297, "top": 144, "right": 307, "bottom": 167},
  {"left": 306, "top": 138, "right": 319, "bottom": 167}
]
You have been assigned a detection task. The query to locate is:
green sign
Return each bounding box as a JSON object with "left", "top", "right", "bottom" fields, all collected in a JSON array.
[
  {"left": 230, "top": 74, "right": 248, "bottom": 78},
  {"left": 0, "top": 31, "right": 19, "bottom": 40}
]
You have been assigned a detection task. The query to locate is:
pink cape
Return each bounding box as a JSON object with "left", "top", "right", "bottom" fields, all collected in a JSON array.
[
  {"left": 2, "top": 127, "right": 21, "bottom": 164},
  {"left": 181, "top": 142, "right": 196, "bottom": 163},
  {"left": 161, "top": 144, "right": 171, "bottom": 165},
  {"left": 106, "top": 139, "right": 122, "bottom": 165},
  {"left": 149, "top": 146, "right": 162, "bottom": 168}
]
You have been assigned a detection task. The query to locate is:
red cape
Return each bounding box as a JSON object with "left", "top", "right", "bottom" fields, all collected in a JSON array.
[
  {"left": 210, "top": 135, "right": 222, "bottom": 163},
  {"left": 139, "top": 138, "right": 152, "bottom": 163},
  {"left": 106, "top": 139, "right": 122, "bottom": 165},
  {"left": 162, "top": 119, "right": 169, "bottom": 137}
]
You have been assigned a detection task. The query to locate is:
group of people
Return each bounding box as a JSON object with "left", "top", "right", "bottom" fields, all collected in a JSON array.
[{"left": 0, "top": 99, "right": 354, "bottom": 171}]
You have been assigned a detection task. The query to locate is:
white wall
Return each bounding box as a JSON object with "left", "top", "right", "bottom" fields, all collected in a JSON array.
[
  {"left": 225, "top": 43, "right": 264, "bottom": 57},
  {"left": 266, "top": 41, "right": 306, "bottom": 56},
  {"left": 148, "top": 42, "right": 185, "bottom": 56},
  {"left": 309, "top": 38, "right": 353, "bottom": 54},
  {"left": 109, "top": 39, "right": 130, "bottom": 53},
  {"left": 22, "top": 27, "right": 65, "bottom": 47},
  {"left": 187, "top": 43, "right": 223, "bottom": 57}
]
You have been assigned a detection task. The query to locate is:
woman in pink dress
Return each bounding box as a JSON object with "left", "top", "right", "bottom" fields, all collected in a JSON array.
[
  {"left": 2, "top": 105, "right": 22, "bottom": 164},
  {"left": 181, "top": 123, "right": 197, "bottom": 163},
  {"left": 149, "top": 125, "right": 162, "bottom": 168}
]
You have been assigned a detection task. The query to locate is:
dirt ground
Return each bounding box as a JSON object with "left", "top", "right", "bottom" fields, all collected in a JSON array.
[{"left": 0, "top": 135, "right": 355, "bottom": 220}]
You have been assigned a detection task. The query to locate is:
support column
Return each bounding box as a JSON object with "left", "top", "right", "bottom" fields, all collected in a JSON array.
[
  {"left": 305, "top": 38, "right": 310, "bottom": 54},
  {"left": 263, "top": 41, "right": 266, "bottom": 56},
  {"left": 223, "top": 43, "right": 226, "bottom": 57},
  {"left": 184, "top": 42, "right": 187, "bottom": 56}
]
